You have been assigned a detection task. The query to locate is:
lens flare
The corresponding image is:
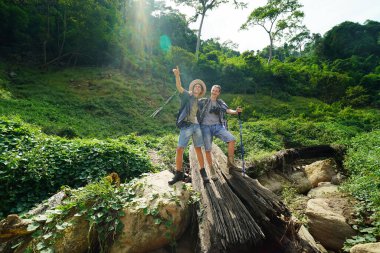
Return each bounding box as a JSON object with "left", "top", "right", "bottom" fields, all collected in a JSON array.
[{"left": 160, "top": 35, "right": 172, "bottom": 52}]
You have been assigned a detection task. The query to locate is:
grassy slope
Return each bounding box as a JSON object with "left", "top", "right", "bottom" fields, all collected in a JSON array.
[
  {"left": 1, "top": 62, "right": 380, "bottom": 149},
  {"left": 0, "top": 63, "right": 179, "bottom": 138}
]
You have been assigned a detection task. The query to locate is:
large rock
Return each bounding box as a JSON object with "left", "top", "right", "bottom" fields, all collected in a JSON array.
[
  {"left": 304, "top": 159, "right": 337, "bottom": 187},
  {"left": 289, "top": 171, "right": 313, "bottom": 194},
  {"left": 307, "top": 183, "right": 339, "bottom": 198},
  {"left": 110, "top": 170, "right": 192, "bottom": 253},
  {"left": 257, "top": 171, "right": 289, "bottom": 193},
  {"left": 298, "top": 225, "right": 328, "bottom": 253},
  {"left": 350, "top": 242, "right": 380, "bottom": 253},
  {"left": 306, "top": 198, "right": 356, "bottom": 251},
  {"left": 13, "top": 171, "right": 192, "bottom": 253}
]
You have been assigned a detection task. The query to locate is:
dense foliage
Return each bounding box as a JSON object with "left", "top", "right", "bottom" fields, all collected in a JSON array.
[
  {"left": 1, "top": 0, "right": 380, "bottom": 249},
  {"left": 342, "top": 131, "right": 380, "bottom": 248},
  {"left": 0, "top": 117, "right": 153, "bottom": 217},
  {"left": 1, "top": 1, "right": 379, "bottom": 107}
]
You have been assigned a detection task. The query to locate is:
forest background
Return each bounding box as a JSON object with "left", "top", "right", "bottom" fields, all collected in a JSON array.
[{"left": 0, "top": 0, "right": 379, "bottom": 251}]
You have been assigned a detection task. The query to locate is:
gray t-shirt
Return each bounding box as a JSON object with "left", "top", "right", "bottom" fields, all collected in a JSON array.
[{"left": 202, "top": 100, "right": 220, "bottom": 125}]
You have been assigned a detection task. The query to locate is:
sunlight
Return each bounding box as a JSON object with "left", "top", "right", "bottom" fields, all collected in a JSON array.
[{"left": 131, "top": 0, "right": 152, "bottom": 56}]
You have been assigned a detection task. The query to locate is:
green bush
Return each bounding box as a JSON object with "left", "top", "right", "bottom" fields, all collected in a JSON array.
[
  {"left": 0, "top": 117, "right": 152, "bottom": 217},
  {"left": 343, "top": 131, "right": 380, "bottom": 206},
  {"left": 342, "top": 130, "right": 380, "bottom": 249}
]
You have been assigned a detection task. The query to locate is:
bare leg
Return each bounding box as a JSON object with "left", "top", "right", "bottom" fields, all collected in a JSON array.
[
  {"left": 169, "top": 147, "right": 186, "bottom": 185},
  {"left": 227, "top": 141, "right": 235, "bottom": 163},
  {"left": 205, "top": 151, "right": 213, "bottom": 169},
  {"left": 176, "top": 147, "right": 184, "bottom": 171},
  {"left": 194, "top": 147, "right": 204, "bottom": 169},
  {"left": 227, "top": 141, "right": 238, "bottom": 170},
  {"left": 195, "top": 147, "right": 210, "bottom": 183},
  {"left": 205, "top": 150, "right": 217, "bottom": 180}
]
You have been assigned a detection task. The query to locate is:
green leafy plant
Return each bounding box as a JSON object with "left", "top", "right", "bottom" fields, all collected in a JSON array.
[
  {"left": 23, "top": 176, "right": 136, "bottom": 253},
  {"left": 0, "top": 117, "right": 153, "bottom": 217}
]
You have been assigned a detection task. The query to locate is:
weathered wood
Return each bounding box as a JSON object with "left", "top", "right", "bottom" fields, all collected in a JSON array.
[
  {"left": 189, "top": 146, "right": 264, "bottom": 253},
  {"left": 190, "top": 144, "right": 321, "bottom": 253}
]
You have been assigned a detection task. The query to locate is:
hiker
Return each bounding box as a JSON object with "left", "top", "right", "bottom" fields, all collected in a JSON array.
[
  {"left": 199, "top": 84, "right": 242, "bottom": 180},
  {"left": 168, "top": 66, "right": 210, "bottom": 185}
]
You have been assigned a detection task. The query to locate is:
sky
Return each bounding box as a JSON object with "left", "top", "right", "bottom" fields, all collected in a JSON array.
[{"left": 164, "top": 0, "right": 380, "bottom": 52}]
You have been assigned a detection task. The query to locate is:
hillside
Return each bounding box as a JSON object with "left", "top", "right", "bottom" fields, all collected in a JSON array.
[
  {"left": 0, "top": 63, "right": 179, "bottom": 138},
  {"left": 1, "top": 63, "right": 380, "bottom": 251}
]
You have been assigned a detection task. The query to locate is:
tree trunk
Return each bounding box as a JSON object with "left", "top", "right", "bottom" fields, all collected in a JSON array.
[
  {"left": 196, "top": 11, "right": 206, "bottom": 61},
  {"left": 189, "top": 144, "right": 320, "bottom": 252},
  {"left": 268, "top": 35, "right": 273, "bottom": 64},
  {"left": 189, "top": 145, "right": 264, "bottom": 252}
]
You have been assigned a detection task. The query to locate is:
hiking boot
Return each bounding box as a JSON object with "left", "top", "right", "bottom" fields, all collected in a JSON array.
[
  {"left": 209, "top": 165, "right": 218, "bottom": 181},
  {"left": 199, "top": 168, "right": 210, "bottom": 184},
  {"left": 168, "top": 170, "right": 184, "bottom": 185}
]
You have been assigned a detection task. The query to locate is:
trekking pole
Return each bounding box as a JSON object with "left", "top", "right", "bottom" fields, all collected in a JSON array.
[{"left": 238, "top": 111, "right": 246, "bottom": 177}]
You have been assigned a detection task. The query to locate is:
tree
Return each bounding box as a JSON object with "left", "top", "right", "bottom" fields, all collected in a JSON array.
[
  {"left": 155, "top": 11, "right": 197, "bottom": 52},
  {"left": 173, "top": 0, "right": 246, "bottom": 60},
  {"left": 288, "top": 26, "right": 311, "bottom": 55},
  {"left": 241, "top": 0, "right": 304, "bottom": 64},
  {"left": 316, "top": 20, "right": 380, "bottom": 60}
]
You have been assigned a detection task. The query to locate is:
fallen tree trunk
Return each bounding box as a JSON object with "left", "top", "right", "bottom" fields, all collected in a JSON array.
[
  {"left": 190, "top": 144, "right": 321, "bottom": 253},
  {"left": 189, "top": 147, "right": 264, "bottom": 252}
]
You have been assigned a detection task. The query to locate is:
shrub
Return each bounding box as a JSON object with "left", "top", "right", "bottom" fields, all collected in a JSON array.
[
  {"left": 0, "top": 117, "right": 152, "bottom": 217},
  {"left": 342, "top": 130, "right": 380, "bottom": 249}
]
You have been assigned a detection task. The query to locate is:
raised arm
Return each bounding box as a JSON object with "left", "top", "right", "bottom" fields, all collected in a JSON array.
[{"left": 173, "top": 66, "right": 184, "bottom": 93}]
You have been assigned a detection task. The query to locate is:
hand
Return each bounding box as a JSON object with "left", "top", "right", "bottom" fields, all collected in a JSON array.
[
  {"left": 172, "top": 66, "right": 180, "bottom": 77},
  {"left": 236, "top": 106, "right": 242, "bottom": 114}
]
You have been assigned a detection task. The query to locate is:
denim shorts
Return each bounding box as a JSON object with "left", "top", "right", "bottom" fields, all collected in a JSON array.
[
  {"left": 201, "top": 124, "right": 236, "bottom": 151},
  {"left": 178, "top": 123, "right": 204, "bottom": 148}
]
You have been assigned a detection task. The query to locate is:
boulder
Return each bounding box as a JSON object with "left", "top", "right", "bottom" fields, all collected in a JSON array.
[
  {"left": 307, "top": 183, "right": 339, "bottom": 198},
  {"left": 331, "top": 173, "right": 346, "bottom": 185},
  {"left": 12, "top": 171, "right": 192, "bottom": 253},
  {"left": 298, "top": 225, "right": 328, "bottom": 253},
  {"left": 110, "top": 170, "right": 192, "bottom": 253},
  {"left": 306, "top": 198, "right": 356, "bottom": 251},
  {"left": 257, "top": 171, "right": 289, "bottom": 193},
  {"left": 304, "top": 159, "right": 337, "bottom": 187},
  {"left": 54, "top": 216, "right": 91, "bottom": 253},
  {"left": 0, "top": 214, "right": 32, "bottom": 243},
  {"left": 350, "top": 242, "right": 380, "bottom": 253},
  {"left": 289, "top": 171, "right": 313, "bottom": 194}
]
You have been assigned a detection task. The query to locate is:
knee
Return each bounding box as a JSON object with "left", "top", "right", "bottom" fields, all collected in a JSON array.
[
  {"left": 176, "top": 147, "right": 184, "bottom": 153},
  {"left": 194, "top": 147, "right": 202, "bottom": 152}
]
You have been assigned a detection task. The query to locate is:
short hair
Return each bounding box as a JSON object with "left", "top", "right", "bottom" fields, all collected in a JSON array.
[{"left": 212, "top": 84, "right": 221, "bottom": 92}]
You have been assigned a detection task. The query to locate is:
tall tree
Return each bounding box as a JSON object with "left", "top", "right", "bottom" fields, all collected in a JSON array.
[
  {"left": 173, "top": 0, "right": 246, "bottom": 60},
  {"left": 241, "top": 0, "right": 304, "bottom": 64}
]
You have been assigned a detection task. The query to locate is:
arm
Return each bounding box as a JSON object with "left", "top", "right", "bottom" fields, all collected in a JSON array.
[
  {"left": 226, "top": 106, "right": 242, "bottom": 115},
  {"left": 173, "top": 66, "right": 184, "bottom": 93}
]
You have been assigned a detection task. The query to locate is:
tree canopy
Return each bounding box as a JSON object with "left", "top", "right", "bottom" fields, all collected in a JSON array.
[{"left": 241, "top": 0, "right": 305, "bottom": 63}]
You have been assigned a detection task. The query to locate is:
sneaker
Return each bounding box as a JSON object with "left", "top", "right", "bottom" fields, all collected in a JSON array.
[
  {"left": 209, "top": 166, "right": 218, "bottom": 181},
  {"left": 168, "top": 171, "right": 184, "bottom": 185},
  {"left": 199, "top": 168, "right": 210, "bottom": 183}
]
